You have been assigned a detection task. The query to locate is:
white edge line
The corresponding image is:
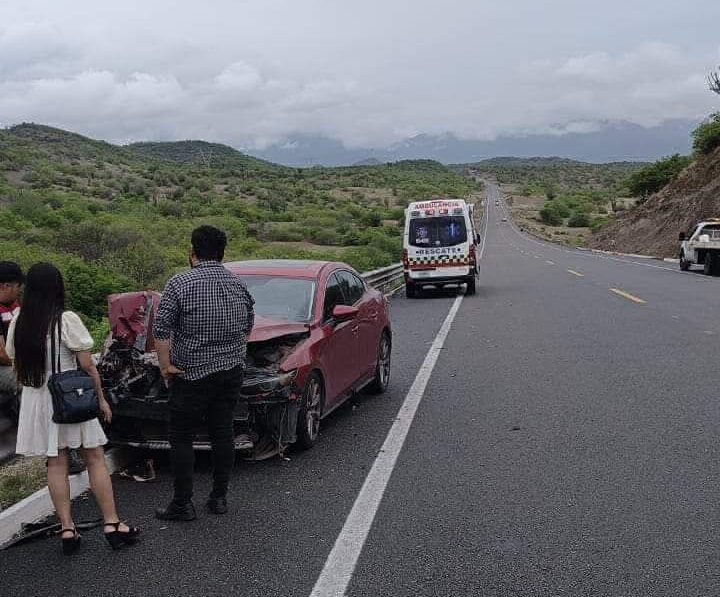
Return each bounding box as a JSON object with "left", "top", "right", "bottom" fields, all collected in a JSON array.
[
  {"left": 0, "top": 448, "right": 126, "bottom": 548},
  {"left": 310, "top": 187, "right": 488, "bottom": 596},
  {"left": 309, "top": 295, "right": 463, "bottom": 597}
]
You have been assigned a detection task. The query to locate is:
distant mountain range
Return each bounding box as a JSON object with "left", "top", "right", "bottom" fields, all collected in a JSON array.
[{"left": 251, "top": 119, "right": 697, "bottom": 167}]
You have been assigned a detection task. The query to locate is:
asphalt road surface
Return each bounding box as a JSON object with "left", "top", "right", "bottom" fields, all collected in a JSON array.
[{"left": 3, "top": 183, "right": 720, "bottom": 596}]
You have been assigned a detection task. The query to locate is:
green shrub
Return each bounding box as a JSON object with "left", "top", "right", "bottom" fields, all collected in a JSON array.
[
  {"left": 626, "top": 154, "right": 692, "bottom": 197},
  {"left": 692, "top": 113, "right": 720, "bottom": 155},
  {"left": 567, "top": 213, "right": 591, "bottom": 227},
  {"left": 539, "top": 200, "right": 569, "bottom": 225}
]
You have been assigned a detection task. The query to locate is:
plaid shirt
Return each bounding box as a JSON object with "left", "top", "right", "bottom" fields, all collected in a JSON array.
[{"left": 154, "top": 261, "right": 255, "bottom": 381}]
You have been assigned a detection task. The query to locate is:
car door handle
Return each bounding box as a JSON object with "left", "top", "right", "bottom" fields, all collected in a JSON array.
[
  {"left": 351, "top": 325, "right": 359, "bottom": 333},
  {"left": 370, "top": 310, "right": 378, "bottom": 320}
]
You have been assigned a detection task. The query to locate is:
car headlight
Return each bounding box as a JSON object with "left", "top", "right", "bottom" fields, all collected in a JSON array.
[{"left": 242, "top": 369, "right": 298, "bottom": 395}]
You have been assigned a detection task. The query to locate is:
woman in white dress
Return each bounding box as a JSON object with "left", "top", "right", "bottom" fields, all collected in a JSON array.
[{"left": 7, "top": 263, "right": 139, "bottom": 554}]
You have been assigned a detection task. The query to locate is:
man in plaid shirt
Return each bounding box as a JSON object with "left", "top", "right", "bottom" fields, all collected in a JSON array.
[{"left": 154, "top": 225, "right": 254, "bottom": 520}]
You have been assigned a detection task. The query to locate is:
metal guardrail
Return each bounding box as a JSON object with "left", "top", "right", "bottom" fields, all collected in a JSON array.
[
  {"left": 0, "top": 262, "right": 407, "bottom": 464},
  {"left": 362, "top": 263, "right": 404, "bottom": 295}
]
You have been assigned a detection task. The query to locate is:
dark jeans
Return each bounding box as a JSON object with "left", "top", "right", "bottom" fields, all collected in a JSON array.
[{"left": 168, "top": 366, "right": 244, "bottom": 503}]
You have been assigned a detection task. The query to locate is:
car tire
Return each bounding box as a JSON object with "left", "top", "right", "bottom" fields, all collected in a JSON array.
[
  {"left": 712, "top": 253, "right": 720, "bottom": 276},
  {"left": 366, "top": 332, "right": 391, "bottom": 395},
  {"left": 405, "top": 282, "right": 417, "bottom": 298},
  {"left": 295, "top": 372, "right": 324, "bottom": 450},
  {"left": 680, "top": 253, "right": 690, "bottom": 271},
  {"left": 466, "top": 277, "right": 477, "bottom": 296},
  {"left": 704, "top": 252, "right": 717, "bottom": 276}
]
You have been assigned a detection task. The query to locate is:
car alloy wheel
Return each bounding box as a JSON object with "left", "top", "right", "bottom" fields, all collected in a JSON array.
[
  {"left": 367, "top": 333, "right": 391, "bottom": 394},
  {"left": 296, "top": 372, "right": 324, "bottom": 450}
]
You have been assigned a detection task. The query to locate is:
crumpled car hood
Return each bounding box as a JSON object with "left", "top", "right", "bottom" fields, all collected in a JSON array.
[{"left": 248, "top": 316, "right": 310, "bottom": 343}]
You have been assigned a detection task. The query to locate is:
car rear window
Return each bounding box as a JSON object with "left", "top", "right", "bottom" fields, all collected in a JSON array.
[
  {"left": 409, "top": 216, "right": 467, "bottom": 248},
  {"left": 241, "top": 275, "right": 316, "bottom": 323}
]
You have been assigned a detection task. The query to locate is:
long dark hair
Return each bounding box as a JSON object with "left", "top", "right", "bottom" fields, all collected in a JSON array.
[{"left": 14, "top": 263, "right": 66, "bottom": 388}]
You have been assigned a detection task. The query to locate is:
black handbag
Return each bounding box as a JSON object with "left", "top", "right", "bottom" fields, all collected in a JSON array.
[{"left": 48, "top": 318, "right": 100, "bottom": 424}]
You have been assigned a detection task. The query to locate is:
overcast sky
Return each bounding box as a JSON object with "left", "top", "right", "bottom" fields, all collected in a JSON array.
[{"left": 1, "top": 0, "right": 719, "bottom": 149}]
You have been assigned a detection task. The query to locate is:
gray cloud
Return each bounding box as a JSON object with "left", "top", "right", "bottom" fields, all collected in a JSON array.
[{"left": 1, "top": 0, "right": 719, "bottom": 149}]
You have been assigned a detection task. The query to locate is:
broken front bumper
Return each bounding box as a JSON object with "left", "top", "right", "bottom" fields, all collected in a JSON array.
[{"left": 104, "top": 369, "right": 300, "bottom": 451}]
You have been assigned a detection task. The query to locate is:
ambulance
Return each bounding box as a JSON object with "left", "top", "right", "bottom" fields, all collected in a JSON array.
[{"left": 402, "top": 198, "right": 479, "bottom": 297}]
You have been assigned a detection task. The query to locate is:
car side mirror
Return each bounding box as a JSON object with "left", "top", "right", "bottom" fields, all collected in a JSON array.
[
  {"left": 332, "top": 305, "right": 359, "bottom": 323},
  {"left": 679, "top": 232, "right": 686, "bottom": 241},
  {"left": 475, "top": 234, "right": 481, "bottom": 244}
]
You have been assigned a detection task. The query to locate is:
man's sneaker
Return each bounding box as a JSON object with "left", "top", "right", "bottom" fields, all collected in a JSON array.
[
  {"left": 206, "top": 496, "right": 228, "bottom": 515},
  {"left": 68, "top": 450, "right": 86, "bottom": 475},
  {"left": 234, "top": 434, "right": 254, "bottom": 451},
  {"left": 155, "top": 501, "right": 197, "bottom": 521}
]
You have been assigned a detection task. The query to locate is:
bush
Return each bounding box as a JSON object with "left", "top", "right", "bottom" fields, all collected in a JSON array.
[
  {"left": 539, "top": 200, "right": 569, "bottom": 225},
  {"left": 692, "top": 113, "right": 720, "bottom": 155},
  {"left": 626, "top": 154, "right": 693, "bottom": 198},
  {"left": 567, "top": 213, "right": 591, "bottom": 228},
  {"left": 590, "top": 216, "right": 609, "bottom": 231}
]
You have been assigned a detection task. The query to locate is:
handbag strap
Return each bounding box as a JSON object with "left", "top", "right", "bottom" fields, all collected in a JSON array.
[{"left": 50, "top": 314, "right": 61, "bottom": 376}]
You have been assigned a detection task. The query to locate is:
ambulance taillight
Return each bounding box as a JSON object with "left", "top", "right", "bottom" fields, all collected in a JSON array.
[
  {"left": 402, "top": 249, "right": 409, "bottom": 268},
  {"left": 469, "top": 244, "right": 477, "bottom": 267}
]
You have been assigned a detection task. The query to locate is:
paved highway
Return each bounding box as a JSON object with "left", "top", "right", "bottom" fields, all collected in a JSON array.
[{"left": 3, "top": 182, "right": 720, "bottom": 596}]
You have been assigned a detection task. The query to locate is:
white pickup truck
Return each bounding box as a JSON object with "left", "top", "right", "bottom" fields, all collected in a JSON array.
[{"left": 679, "top": 219, "right": 720, "bottom": 275}]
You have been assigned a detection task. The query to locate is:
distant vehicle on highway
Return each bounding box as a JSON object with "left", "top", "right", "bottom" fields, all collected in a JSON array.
[
  {"left": 679, "top": 219, "right": 720, "bottom": 275},
  {"left": 99, "top": 260, "right": 392, "bottom": 457},
  {"left": 402, "top": 198, "right": 479, "bottom": 297},
  {"left": 501, "top": 217, "right": 508, "bottom": 222}
]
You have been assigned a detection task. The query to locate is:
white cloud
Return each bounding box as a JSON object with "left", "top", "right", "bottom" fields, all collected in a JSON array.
[{"left": 0, "top": 1, "right": 719, "bottom": 148}]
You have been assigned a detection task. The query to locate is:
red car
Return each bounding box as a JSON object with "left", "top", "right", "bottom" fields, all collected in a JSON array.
[{"left": 100, "top": 260, "right": 392, "bottom": 457}]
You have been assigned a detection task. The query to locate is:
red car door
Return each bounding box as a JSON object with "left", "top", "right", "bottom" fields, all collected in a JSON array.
[
  {"left": 337, "top": 270, "right": 377, "bottom": 378},
  {"left": 319, "top": 272, "right": 360, "bottom": 407}
]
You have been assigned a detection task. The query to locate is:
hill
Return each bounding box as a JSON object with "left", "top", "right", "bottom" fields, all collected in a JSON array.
[
  {"left": 253, "top": 120, "right": 695, "bottom": 166},
  {"left": 0, "top": 123, "right": 477, "bottom": 339},
  {"left": 459, "top": 157, "right": 646, "bottom": 194},
  {"left": 590, "top": 146, "right": 720, "bottom": 257},
  {"left": 128, "top": 140, "right": 279, "bottom": 172}
]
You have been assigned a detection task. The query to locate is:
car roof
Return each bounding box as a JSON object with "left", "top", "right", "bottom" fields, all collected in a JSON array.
[{"left": 225, "top": 259, "right": 343, "bottom": 278}]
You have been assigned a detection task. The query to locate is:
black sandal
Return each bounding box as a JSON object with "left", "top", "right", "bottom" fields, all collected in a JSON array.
[
  {"left": 103, "top": 521, "right": 140, "bottom": 550},
  {"left": 61, "top": 527, "right": 81, "bottom": 555}
]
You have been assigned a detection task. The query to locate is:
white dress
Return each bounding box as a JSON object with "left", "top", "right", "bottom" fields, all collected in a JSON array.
[{"left": 7, "top": 311, "right": 108, "bottom": 457}]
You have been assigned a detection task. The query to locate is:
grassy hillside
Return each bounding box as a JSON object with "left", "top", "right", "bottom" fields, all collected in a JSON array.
[
  {"left": 455, "top": 157, "right": 644, "bottom": 247},
  {"left": 0, "top": 124, "right": 477, "bottom": 339},
  {"left": 457, "top": 157, "right": 646, "bottom": 195}
]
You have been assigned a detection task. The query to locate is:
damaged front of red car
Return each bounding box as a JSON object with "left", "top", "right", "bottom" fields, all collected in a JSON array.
[{"left": 99, "top": 292, "right": 313, "bottom": 459}]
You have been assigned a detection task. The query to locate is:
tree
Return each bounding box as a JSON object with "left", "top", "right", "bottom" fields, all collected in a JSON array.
[
  {"left": 692, "top": 113, "right": 720, "bottom": 156},
  {"left": 709, "top": 66, "right": 720, "bottom": 95},
  {"left": 626, "top": 154, "right": 692, "bottom": 198}
]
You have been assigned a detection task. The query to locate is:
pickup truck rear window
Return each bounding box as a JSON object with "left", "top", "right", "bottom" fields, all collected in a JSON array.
[{"left": 409, "top": 216, "right": 467, "bottom": 248}]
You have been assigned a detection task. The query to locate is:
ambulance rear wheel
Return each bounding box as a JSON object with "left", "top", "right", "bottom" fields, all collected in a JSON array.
[
  {"left": 405, "top": 282, "right": 417, "bottom": 298},
  {"left": 466, "top": 278, "right": 476, "bottom": 296}
]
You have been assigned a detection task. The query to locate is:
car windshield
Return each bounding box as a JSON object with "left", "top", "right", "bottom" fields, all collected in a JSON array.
[
  {"left": 240, "top": 275, "right": 316, "bottom": 323},
  {"left": 409, "top": 216, "right": 467, "bottom": 247}
]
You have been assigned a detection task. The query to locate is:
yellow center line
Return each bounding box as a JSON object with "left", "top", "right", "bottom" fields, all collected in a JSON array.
[
  {"left": 609, "top": 288, "right": 647, "bottom": 305},
  {"left": 567, "top": 269, "right": 584, "bottom": 277}
]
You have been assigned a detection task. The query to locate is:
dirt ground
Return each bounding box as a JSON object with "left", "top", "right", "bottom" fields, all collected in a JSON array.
[{"left": 503, "top": 186, "right": 592, "bottom": 247}]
